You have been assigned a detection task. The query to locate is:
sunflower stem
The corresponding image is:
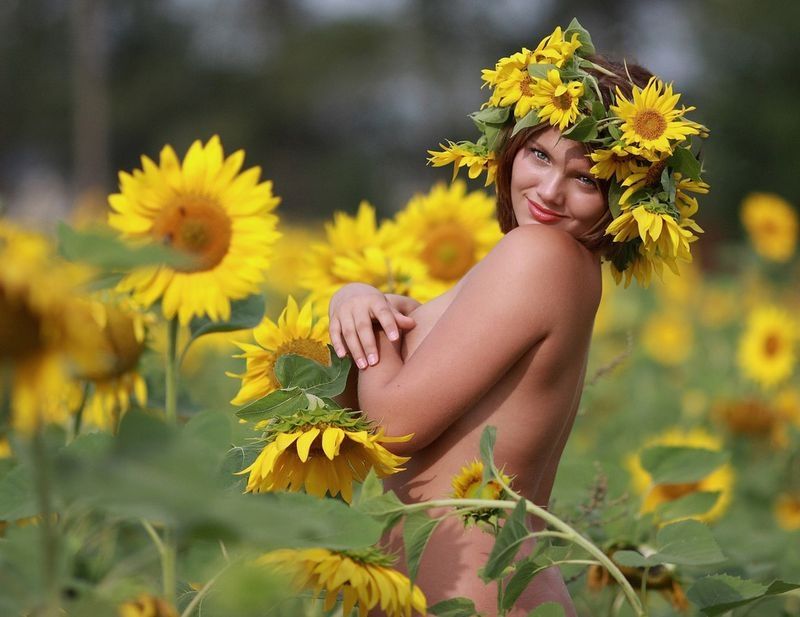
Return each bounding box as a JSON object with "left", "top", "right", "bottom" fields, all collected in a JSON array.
[
  {"left": 31, "top": 426, "right": 61, "bottom": 617},
  {"left": 160, "top": 316, "right": 180, "bottom": 604},
  {"left": 403, "top": 497, "right": 646, "bottom": 617},
  {"left": 179, "top": 562, "right": 230, "bottom": 617},
  {"left": 69, "top": 381, "right": 91, "bottom": 443},
  {"left": 165, "top": 317, "right": 179, "bottom": 425}
]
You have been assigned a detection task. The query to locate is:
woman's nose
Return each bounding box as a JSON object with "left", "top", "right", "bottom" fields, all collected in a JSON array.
[{"left": 537, "top": 170, "right": 564, "bottom": 206}]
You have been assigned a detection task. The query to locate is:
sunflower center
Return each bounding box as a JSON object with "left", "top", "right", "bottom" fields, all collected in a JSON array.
[
  {"left": 644, "top": 160, "right": 668, "bottom": 186},
  {"left": 553, "top": 92, "right": 573, "bottom": 110},
  {"left": 764, "top": 333, "right": 781, "bottom": 357},
  {"left": 421, "top": 225, "right": 476, "bottom": 280},
  {"left": 633, "top": 110, "right": 667, "bottom": 141},
  {"left": 520, "top": 74, "right": 534, "bottom": 97},
  {"left": 656, "top": 481, "right": 701, "bottom": 501},
  {"left": 719, "top": 401, "right": 774, "bottom": 435},
  {"left": 270, "top": 339, "right": 331, "bottom": 383},
  {"left": 0, "top": 291, "right": 43, "bottom": 361},
  {"left": 151, "top": 197, "right": 232, "bottom": 272}
]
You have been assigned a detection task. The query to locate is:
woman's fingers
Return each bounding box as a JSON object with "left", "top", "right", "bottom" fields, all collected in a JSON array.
[
  {"left": 392, "top": 309, "right": 416, "bottom": 330},
  {"left": 329, "top": 316, "right": 347, "bottom": 359},
  {"left": 372, "top": 304, "right": 401, "bottom": 342}
]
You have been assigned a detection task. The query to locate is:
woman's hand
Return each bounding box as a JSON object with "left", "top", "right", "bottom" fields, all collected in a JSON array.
[{"left": 328, "top": 283, "right": 418, "bottom": 369}]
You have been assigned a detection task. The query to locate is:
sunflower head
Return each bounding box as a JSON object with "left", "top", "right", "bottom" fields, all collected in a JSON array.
[
  {"left": 627, "top": 427, "right": 735, "bottom": 524},
  {"left": 237, "top": 407, "right": 411, "bottom": 503},
  {"left": 450, "top": 459, "right": 513, "bottom": 525},
  {"left": 109, "top": 135, "right": 281, "bottom": 325},
  {"left": 737, "top": 305, "right": 797, "bottom": 390},
  {"left": 118, "top": 595, "right": 179, "bottom": 617},
  {"left": 259, "top": 546, "right": 427, "bottom": 617}
]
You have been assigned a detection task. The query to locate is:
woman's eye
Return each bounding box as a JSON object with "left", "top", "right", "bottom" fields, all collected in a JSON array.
[
  {"left": 531, "top": 148, "right": 548, "bottom": 162},
  {"left": 577, "top": 175, "right": 597, "bottom": 187}
]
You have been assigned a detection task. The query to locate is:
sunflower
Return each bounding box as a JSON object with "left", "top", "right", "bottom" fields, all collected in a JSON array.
[
  {"left": 610, "top": 77, "right": 701, "bottom": 156},
  {"left": 609, "top": 248, "right": 657, "bottom": 289},
  {"left": 332, "top": 247, "right": 431, "bottom": 302},
  {"left": 640, "top": 311, "right": 693, "bottom": 366},
  {"left": 427, "top": 141, "right": 497, "bottom": 186},
  {"left": 0, "top": 221, "right": 88, "bottom": 433},
  {"left": 118, "top": 595, "right": 178, "bottom": 617},
  {"left": 589, "top": 145, "right": 642, "bottom": 182},
  {"left": 737, "top": 305, "right": 797, "bottom": 389},
  {"left": 481, "top": 48, "right": 533, "bottom": 105},
  {"left": 451, "top": 460, "right": 512, "bottom": 501},
  {"left": 530, "top": 26, "right": 582, "bottom": 66},
  {"left": 528, "top": 69, "right": 584, "bottom": 129},
  {"left": 71, "top": 299, "right": 149, "bottom": 431},
  {"left": 259, "top": 547, "right": 426, "bottom": 617},
  {"left": 712, "top": 398, "right": 787, "bottom": 447},
  {"left": 237, "top": 409, "right": 411, "bottom": 503},
  {"left": 775, "top": 492, "right": 800, "bottom": 531},
  {"left": 263, "top": 224, "right": 324, "bottom": 298},
  {"left": 674, "top": 174, "right": 710, "bottom": 219},
  {"left": 494, "top": 68, "right": 539, "bottom": 119},
  {"left": 740, "top": 192, "right": 798, "bottom": 262},
  {"left": 229, "top": 296, "right": 330, "bottom": 406},
  {"left": 392, "top": 181, "right": 502, "bottom": 301},
  {"left": 109, "top": 135, "right": 280, "bottom": 325},
  {"left": 626, "top": 427, "right": 734, "bottom": 524},
  {"left": 299, "top": 201, "right": 412, "bottom": 307},
  {"left": 606, "top": 205, "right": 698, "bottom": 261}
]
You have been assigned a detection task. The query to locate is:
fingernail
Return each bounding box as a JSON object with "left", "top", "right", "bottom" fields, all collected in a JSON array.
[
  {"left": 335, "top": 347, "right": 345, "bottom": 358},
  {"left": 388, "top": 330, "right": 399, "bottom": 341},
  {"left": 367, "top": 354, "right": 378, "bottom": 366},
  {"left": 356, "top": 358, "right": 367, "bottom": 369}
]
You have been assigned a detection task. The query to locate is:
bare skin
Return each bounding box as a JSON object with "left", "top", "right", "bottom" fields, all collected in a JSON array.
[{"left": 329, "top": 126, "right": 606, "bottom": 616}]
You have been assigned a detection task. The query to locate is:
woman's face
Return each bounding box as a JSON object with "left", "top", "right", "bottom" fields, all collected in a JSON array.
[{"left": 510, "top": 126, "right": 607, "bottom": 239}]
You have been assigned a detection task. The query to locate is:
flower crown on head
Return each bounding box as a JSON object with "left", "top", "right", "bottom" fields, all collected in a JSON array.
[{"left": 427, "top": 19, "right": 710, "bottom": 287}]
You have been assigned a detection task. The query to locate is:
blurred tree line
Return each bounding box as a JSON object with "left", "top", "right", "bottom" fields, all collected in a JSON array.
[{"left": 1, "top": 0, "right": 799, "bottom": 250}]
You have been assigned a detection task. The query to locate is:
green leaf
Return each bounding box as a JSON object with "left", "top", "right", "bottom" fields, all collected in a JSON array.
[
  {"left": 512, "top": 110, "right": 541, "bottom": 137},
  {"left": 235, "top": 388, "right": 308, "bottom": 422},
  {"left": 527, "top": 601, "right": 566, "bottom": 616},
  {"left": 471, "top": 106, "right": 510, "bottom": 126},
  {"left": 186, "top": 293, "right": 266, "bottom": 348},
  {"left": 667, "top": 146, "right": 702, "bottom": 180},
  {"left": 429, "top": 597, "right": 478, "bottom": 617},
  {"left": 565, "top": 18, "right": 595, "bottom": 55},
  {"left": 591, "top": 99, "right": 606, "bottom": 121},
  {"left": 479, "top": 425, "right": 497, "bottom": 485},
  {"left": 274, "top": 350, "right": 349, "bottom": 397},
  {"left": 482, "top": 499, "right": 529, "bottom": 580},
  {"left": 0, "top": 465, "right": 37, "bottom": 520},
  {"left": 57, "top": 222, "right": 194, "bottom": 270},
  {"left": 607, "top": 124, "right": 622, "bottom": 141},
  {"left": 607, "top": 180, "right": 623, "bottom": 219},
  {"left": 610, "top": 550, "right": 651, "bottom": 568},
  {"left": 562, "top": 116, "right": 598, "bottom": 141},
  {"left": 403, "top": 510, "right": 444, "bottom": 583},
  {"left": 687, "top": 575, "right": 800, "bottom": 616},
  {"left": 654, "top": 519, "right": 725, "bottom": 565},
  {"left": 640, "top": 445, "right": 728, "bottom": 484},
  {"left": 484, "top": 124, "right": 505, "bottom": 153},
  {"left": 352, "top": 485, "right": 407, "bottom": 532},
  {"left": 527, "top": 63, "right": 558, "bottom": 79},
  {"left": 502, "top": 557, "right": 546, "bottom": 611},
  {"left": 655, "top": 491, "right": 721, "bottom": 521},
  {"left": 354, "top": 468, "right": 385, "bottom": 504}
]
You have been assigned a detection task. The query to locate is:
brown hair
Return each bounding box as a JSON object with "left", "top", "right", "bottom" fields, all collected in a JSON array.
[{"left": 494, "top": 54, "right": 654, "bottom": 260}]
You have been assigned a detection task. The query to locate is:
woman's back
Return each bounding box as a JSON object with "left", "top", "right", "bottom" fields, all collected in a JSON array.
[{"left": 361, "top": 224, "right": 602, "bottom": 615}]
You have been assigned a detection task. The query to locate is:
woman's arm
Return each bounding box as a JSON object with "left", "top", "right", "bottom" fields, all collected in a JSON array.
[
  {"left": 358, "top": 224, "right": 596, "bottom": 454},
  {"left": 328, "top": 283, "right": 417, "bottom": 368}
]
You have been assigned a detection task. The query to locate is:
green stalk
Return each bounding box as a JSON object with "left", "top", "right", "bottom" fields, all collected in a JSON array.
[
  {"left": 32, "top": 426, "right": 60, "bottom": 617},
  {"left": 69, "top": 381, "right": 91, "bottom": 442},
  {"left": 160, "top": 317, "right": 180, "bottom": 603},
  {"left": 165, "top": 317, "right": 179, "bottom": 424},
  {"left": 403, "top": 497, "right": 646, "bottom": 617}
]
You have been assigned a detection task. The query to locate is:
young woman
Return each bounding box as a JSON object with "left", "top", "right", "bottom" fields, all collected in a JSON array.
[{"left": 329, "top": 24, "right": 706, "bottom": 616}]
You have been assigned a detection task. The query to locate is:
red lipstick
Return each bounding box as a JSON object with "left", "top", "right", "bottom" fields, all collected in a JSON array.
[{"left": 526, "top": 198, "right": 565, "bottom": 223}]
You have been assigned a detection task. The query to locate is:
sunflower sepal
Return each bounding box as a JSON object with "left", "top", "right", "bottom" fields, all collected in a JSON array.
[{"left": 235, "top": 387, "right": 307, "bottom": 423}]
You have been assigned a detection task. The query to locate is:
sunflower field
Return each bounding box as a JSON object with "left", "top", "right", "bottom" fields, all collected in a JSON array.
[
  {"left": 3, "top": 2, "right": 800, "bottom": 616},
  {"left": 1, "top": 131, "right": 798, "bottom": 617}
]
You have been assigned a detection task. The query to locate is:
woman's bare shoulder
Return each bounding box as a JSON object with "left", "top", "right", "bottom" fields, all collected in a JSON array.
[{"left": 482, "top": 225, "right": 600, "bottom": 302}]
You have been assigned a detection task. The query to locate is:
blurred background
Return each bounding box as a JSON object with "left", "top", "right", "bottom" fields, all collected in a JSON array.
[{"left": 2, "top": 0, "right": 799, "bottom": 246}]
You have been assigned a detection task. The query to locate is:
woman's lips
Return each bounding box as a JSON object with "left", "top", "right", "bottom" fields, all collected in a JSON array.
[{"left": 526, "top": 198, "right": 565, "bottom": 223}]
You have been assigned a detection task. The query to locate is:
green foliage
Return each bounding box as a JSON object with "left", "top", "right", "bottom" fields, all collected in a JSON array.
[
  {"left": 687, "top": 575, "right": 800, "bottom": 616},
  {"left": 186, "top": 293, "right": 266, "bottom": 350},
  {"left": 479, "top": 425, "right": 497, "bottom": 485},
  {"left": 612, "top": 520, "right": 725, "bottom": 568},
  {"left": 655, "top": 490, "right": 722, "bottom": 520},
  {"left": 512, "top": 110, "right": 541, "bottom": 137},
  {"left": 429, "top": 597, "right": 479, "bottom": 616},
  {"left": 481, "top": 499, "right": 529, "bottom": 581},
  {"left": 274, "top": 349, "right": 350, "bottom": 396},
  {"left": 562, "top": 116, "right": 598, "bottom": 141},
  {"left": 501, "top": 557, "right": 547, "bottom": 612},
  {"left": 403, "top": 510, "right": 444, "bottom": 583},
  {"left": 639, "top": 445, "right": 728, "bottom": 484},
  {"left": 526, "top": 601, "right": 566, "bottom": 616},
  {"left": 57, "top": 223, "right": 194, "bottom": 271},
  {"left": 565, "top": 18, "right": 595, "bottom": 55}
]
